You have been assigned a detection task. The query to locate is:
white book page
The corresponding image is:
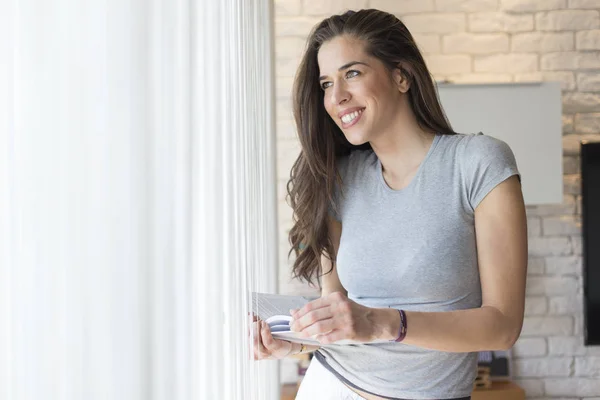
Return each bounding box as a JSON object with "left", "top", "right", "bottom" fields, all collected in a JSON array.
[
  {"left": 252, "top": 292, "right": 391, "bottom": 346},
  {"left": 252, "top": 292, "right": 318, "bottom": 320}
]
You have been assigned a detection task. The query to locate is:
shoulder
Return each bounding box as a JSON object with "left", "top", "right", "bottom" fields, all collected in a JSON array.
[
  {"left": 457, "top": 132, "right": 521, "bottom": 210},
  {"left": 451, "top": 132, "right": 518, "bottom": 175},
  {"left": 460, "top": 132, "right": 515, "bottom": 159}
]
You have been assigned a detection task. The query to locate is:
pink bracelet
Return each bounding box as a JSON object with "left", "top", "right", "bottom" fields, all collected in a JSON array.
[{"left": 392, "top": 309, "right": 407, "bottom": 342}]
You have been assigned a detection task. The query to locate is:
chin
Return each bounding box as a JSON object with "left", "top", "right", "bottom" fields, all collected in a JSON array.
[{"left": 344, "top": 132, "right": 369, "bottom": 147}]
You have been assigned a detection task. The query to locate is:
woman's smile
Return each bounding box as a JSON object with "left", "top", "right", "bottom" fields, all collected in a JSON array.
[{"left": 340, "top": 108, "right": 365, "bottom": 129}]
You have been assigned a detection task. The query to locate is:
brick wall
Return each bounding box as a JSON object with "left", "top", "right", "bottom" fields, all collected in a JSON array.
[{"left": 274, "top": 1, "right": 600, "bottom": 397}]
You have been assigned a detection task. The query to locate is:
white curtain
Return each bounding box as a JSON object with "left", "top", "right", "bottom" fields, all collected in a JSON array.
[{"left": 0, "top": 1, "right": 278, "bottom": 399}]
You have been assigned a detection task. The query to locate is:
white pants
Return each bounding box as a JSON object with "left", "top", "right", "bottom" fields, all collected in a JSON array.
[{"left": 295, "top": 356, "right": 367, "bottom": 400}]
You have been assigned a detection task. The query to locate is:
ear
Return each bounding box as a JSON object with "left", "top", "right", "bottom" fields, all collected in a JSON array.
[{"left": 392, "top": 64, "right": 410, "bottom": 93}]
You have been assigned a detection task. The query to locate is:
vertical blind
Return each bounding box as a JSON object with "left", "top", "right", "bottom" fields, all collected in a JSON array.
[{"left": 0, "top": 0, "right": 279, "bottom": 399}]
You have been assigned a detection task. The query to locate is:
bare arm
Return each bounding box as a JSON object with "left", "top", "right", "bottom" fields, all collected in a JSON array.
[
  {"left": 320, "top": 215, "right": 347, "bottom": 298},
  {"left": 287, "top": 215, "right": 346, "bottom": 356},
  {"left": 373, "top": 175, "right": 528, "bottom": 351}
]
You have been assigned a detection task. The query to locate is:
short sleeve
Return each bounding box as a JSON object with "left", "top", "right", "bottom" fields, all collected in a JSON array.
[
  {"left": 328, "top": 154, "right": 350, "bottom": 222},
  {"left": 462, "top": 132, "right": 521, "bottom": 211}
]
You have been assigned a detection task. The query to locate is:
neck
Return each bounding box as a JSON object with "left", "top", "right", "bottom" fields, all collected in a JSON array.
[{"left": 369, "top": 111, "right": 436, "bottom": 181}]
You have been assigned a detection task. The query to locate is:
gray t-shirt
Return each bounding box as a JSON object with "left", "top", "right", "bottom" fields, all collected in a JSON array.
[{"left": 318, "top": 132, "right": 520, "bottom": 399}]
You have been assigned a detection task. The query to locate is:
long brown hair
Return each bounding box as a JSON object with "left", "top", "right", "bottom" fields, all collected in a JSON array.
[{"left": 286, "top": 9, "right": 456, "bottom": 287}]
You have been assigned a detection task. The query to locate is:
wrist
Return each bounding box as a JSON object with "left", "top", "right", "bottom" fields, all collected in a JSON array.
[
  {"left": 374, "top": 308, "right": 401, "bottom": 341},
  {"left": 287, "top": 342, "right": 299, "bottom": 356},
  {"left": 286, "top": 342, "right": 304, "bottom": 357}
]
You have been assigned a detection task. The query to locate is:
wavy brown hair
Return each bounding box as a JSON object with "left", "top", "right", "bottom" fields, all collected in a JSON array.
[{"left": 286, "top": 9, "right": 456, "bottom": 287}]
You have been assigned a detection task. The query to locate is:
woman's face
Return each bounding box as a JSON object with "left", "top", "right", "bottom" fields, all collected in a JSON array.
[{"left": 317, "top": 35, "right": 405, "bottom": 146}]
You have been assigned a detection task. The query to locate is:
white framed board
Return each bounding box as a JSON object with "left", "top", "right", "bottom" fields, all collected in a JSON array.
[{"left": 437, "top": 81, "right": 563, "bottom": 205}]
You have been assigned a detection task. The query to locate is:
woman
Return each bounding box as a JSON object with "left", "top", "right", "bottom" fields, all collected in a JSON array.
[{"left": 252, "top": 8, "right": 527, "bottom": 400}]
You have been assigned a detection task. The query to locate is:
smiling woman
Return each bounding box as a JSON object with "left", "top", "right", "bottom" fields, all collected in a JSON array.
[{"left": 261, "top": 8, "right": 528, "bottom": 400}]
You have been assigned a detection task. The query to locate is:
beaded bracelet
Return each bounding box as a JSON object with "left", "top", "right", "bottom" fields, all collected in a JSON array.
[{"left": 392, "top": 309, "right": 407, "bottom": 343}]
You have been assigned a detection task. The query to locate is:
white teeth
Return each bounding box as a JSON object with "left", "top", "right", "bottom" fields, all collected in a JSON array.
[{"left": 341, "top": 109, "right": 363, "bottom": 124}]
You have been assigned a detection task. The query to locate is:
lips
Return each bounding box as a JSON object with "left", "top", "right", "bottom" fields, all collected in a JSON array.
[
  {"left": 337, "top": 107, "right": 365, "bottom": 120},
  {"left": 340, "top": 108, "right": 365, "bottom": 129}
]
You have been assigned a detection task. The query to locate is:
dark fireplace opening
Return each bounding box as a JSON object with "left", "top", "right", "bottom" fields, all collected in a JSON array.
[{"left": 582, "top": 141, "right": 600, "bottom": 346}]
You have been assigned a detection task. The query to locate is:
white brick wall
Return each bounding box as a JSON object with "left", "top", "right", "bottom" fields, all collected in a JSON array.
[
  {"left": 402, "top": 13, "right": 468, "bottom": 33},
  {"left": 536, "top": 10, "right": 600, "bottom": 31},
  {"left": 511, "top": 32, "right": 574, "bottom": 52},
  {"left": 302, "top": 0, "right": 368, "bottom": 16},
  {"left": 369, "top": 0, "right": 435, "bottom": 14},
  {"left": 475, "top": 53, "right": 539, "bottom": 72},
  {"left": 501, "top": 0, "right": 568, "bottom": 13},
  {"left": 577, "top": 29, "right": 600, "bottom": 49},
  {"left": 469, "top": 11, "right": 535, "bottom": 31},
  {"left": 435, "top": 0, "right": 499, "bottom": 13},
  {"left": 274, "top": 1, "right": 600, "bottom": 397},
  {"left": 443, "top": 33, "right": 510, "bottom": 54}
]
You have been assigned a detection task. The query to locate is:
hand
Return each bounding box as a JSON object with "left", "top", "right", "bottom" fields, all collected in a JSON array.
[
  {"left": 248, "top": 313, "right": 295, "bottom": 360},
  {"left": 289, "top": 291, "right": 379, "bottom": 344}
]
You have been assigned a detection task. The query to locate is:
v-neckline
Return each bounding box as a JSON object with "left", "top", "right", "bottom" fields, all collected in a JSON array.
[{"left": 376, "top": 133, "right": 440, "bottom": 193}]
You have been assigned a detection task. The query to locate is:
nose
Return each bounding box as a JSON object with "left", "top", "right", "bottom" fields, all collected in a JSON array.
[{"left": 330, "top": 82, "right": 350, "bottom": 105}]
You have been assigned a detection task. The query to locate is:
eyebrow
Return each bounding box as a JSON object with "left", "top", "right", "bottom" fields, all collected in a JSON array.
[{"left": 318, "top": 61, "right": 370, "bottom": 81}]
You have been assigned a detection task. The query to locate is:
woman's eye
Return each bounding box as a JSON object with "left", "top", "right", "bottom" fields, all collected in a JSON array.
[{"left": 321, "top": 71, "right": 359, "bottom": 90}]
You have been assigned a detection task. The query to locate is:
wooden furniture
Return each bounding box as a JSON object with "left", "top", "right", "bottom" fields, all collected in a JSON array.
[
  {"left": 280, "top": 383, "right": 298, "bottom": 400},
  {"left": 473, "top": 366, "right": 492, "bottom": 390},
  {"left": 472, "top": 381, "right": 525, "bottom": 400}
]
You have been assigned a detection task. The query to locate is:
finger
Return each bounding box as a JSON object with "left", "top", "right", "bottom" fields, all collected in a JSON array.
[
  {"left": 316, "top": 328, "right": 347, "bottom": 345},
  {"left": 294, "top": 291, "right": 348, "bottom": 320},
  {"left": 252, "top": 328, "right": 260, "bottom": 360},
  {"left": 253, "top": 342, "right": 266, "bottom": 361},
  {"left": 247, "top": 315, "right": 256, "bottom": 337},
  {"left": 258, "top": 321, "right": 269, "bottom": 356},
  {"left": 261, "top": 323, "right": 277, "bottom": 348},
  {"left": 262, "top": 324, "right": 286, "bottom": 352},
  {"left": 247, "top": 313, "right": 259, "bottom": 334},
  {"left": 291, "top": 307, "right": 333, "bottom": 333},
  {"left": 254, "top": 322, "right": 264, "bottom": 351},
  {"left": 253, "top": 334, "right": 266, "bottom": 360},
  {"left": 253, "top": 343, "right": 262, "bottom": 361},
  {"left": 253, "top": 324, "right": 267, "bottom": 360},
  {"left": 293, "top": 296, "right": 333, "bottom": 320},
  {"left": 252, "top": 321, "right": 262, "bottom": 350},
  {"left": 297, "top": 317, "right": 337, "bottom": 339}
]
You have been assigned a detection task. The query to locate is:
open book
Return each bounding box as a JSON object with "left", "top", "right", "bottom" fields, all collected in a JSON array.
[{"left": 252, "top": 292, "right": 391, "bottom": 346}]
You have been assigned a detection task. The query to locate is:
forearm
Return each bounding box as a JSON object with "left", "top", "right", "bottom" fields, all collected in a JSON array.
[{"left": 373, "top": 306, "right": 521, "bottom": 352}]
